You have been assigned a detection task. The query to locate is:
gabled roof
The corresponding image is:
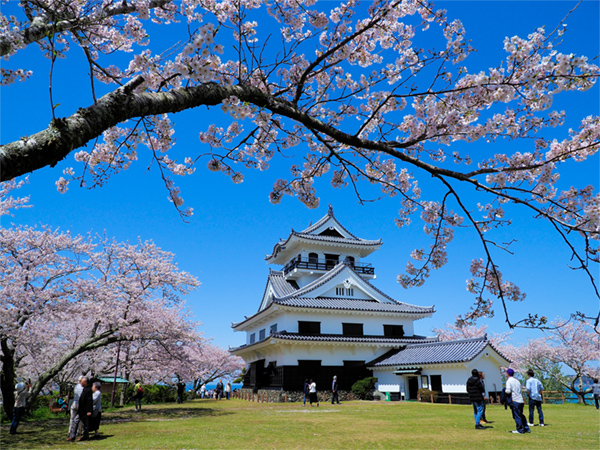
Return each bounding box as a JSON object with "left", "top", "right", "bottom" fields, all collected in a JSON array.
[
  {"left": 233, "top": 260, "right": 434, "bottom": 329},
  {"left": 265, "top": 206, "right": 382, "bottom": 262},
  {"left": 369, "top": 336, "right": 510, "bottom": 367}
]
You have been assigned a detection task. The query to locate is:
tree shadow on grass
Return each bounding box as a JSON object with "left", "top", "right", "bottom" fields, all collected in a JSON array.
[{"left": 1, "top": 406, "right": 230, "bottom": 449}]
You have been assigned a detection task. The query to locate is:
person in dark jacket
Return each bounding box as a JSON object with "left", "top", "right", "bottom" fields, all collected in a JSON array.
[
  {"left": 331, "top": 376, "right": 340, "bottom": 404},
  {"left": 68, "top": 377, "right": 93, "bottom": 441},
  {"left": 466, "top": 369, "right": 487, "bottom": 430}
]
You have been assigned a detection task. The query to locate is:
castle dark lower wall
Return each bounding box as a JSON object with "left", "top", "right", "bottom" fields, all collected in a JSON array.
[{"left": 243, "top": 360, "right": 372, "bottom": 392}]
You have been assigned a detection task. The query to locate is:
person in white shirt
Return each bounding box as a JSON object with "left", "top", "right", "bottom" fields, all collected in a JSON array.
[
  {"left": 309, "top": 379, "right": 319, "bottom": 407},
  {"left": 505, "top": 369, "right": 530, "bottom": 434},
  {"left": 200, "top": 384, "right": 207, "bottom": 399},
  {"left": 68, "top": 376, "right": 84, "bottom": 438},
  {"left": 525, "top": 369, "right": 545, "bottom": 426},
  {"left": 9, "top": 380, "right": 31, "bottom": 435},
  {"left": 225, "top": 382, "right": 232, "bottom": 400}
]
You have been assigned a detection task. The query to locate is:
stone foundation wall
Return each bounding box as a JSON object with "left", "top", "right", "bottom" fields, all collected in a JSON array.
[{"left": 234, "top": 388, "right": 356, "bottom": 403}]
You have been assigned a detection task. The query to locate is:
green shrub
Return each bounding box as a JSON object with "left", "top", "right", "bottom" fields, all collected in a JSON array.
[
  {"left": 123, "top": 384, "right": 177, "bottom": 404},
  {"left": 417, "top": 388, "right": 437, "bottom": 403},
  {"left": 351, "top": 377, "right": 378, "bottom": 400}
]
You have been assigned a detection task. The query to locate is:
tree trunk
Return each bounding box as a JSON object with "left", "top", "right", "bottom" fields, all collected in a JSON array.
[{"left": 0, "top": 337, "right": 16, "bottom": 420}]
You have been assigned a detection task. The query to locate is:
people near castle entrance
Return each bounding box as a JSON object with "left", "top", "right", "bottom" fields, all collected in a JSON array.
[
  {"left": 134, "top": 380, "right": 143, "bottom": 411},
  {"left": 478, "top": 371, "right": 489, "bottom": 424},
  {"left": 225, "top": 382, "right": 232, "bottom": 400},
  {"left": 216, "top": 379, "right": 224, "bottom": 400},
  {"left": 200, "top": 384, "right": 207, "bottom": 399},
  {"left": 68, "top": 376, "right": 84, "bottom": 438},
  {"left": 505, "top": 369, "right": 531, "bottom": 434},
  {"left": 331, "top": 376, "right": 340, "bottom": 405},
  {"left": 90, "top": 381, "right": 102, "bottom": 438},
  {"left": 525, "top": 369, "right": 545, "bottom": 427},
  {"left": 177, "top": 381, "right": 186, "bottom": 403},
  {"left": 68, "top": 376, "right": 93, "bottom": 441},
  {"left": 466, "top": 369, "right": 486, "bottom": 430},
  {"left": 592, "top": 378, "right": 600, "bottom": 410},
  {"left": 9, "top": 380, "right": 31, "bottom": 435},
  {"left": 309, "top": 379, "right": 319, "bottom": 407},
  {"left": 302, "top": 379, "right": 309, "bottom": 407}
]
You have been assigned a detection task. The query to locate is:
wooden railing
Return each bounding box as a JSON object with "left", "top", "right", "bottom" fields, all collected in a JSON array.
[{"left": 283, "top": 258, "right": 374, "bottom": 275}]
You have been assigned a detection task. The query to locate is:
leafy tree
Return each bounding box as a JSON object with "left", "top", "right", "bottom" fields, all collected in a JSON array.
[{"left": 0, "top": 0, "right": 598, "bottom": 329}]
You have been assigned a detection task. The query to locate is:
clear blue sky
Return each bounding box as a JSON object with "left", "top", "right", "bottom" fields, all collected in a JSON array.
[{"left": 1, "top": 1, "right": 598, "bottom": 349}]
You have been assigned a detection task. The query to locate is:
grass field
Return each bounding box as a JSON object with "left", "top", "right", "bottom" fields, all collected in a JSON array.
[{"left": 2, "top": 399, "right": 599, "bottom": 449}]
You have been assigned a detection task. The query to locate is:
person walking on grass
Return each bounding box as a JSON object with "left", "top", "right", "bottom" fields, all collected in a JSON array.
[
  {"left": 467, "top": 369, "right": 487, "bottom": 430},
  {"left": 309, "top": 379, "right": 319, "bottom": 407},
  {"left": 505, "top": 369, "right": 531, "bottom": 435},
  {"left": 9, "top": 380, "right": 31, "bottom": 435},
  {"left": 591, "top": 378, "right": 600, "bottom": 410},
  {"left": 225, "top": 382, "right": 232, "bottom": 400},
  {"left": 216, "top": 379, "right": 224, "bottom": 400},
  {"left": 525, "top": 369, "right": 545, "bottom": 427},
  {"left": 68, "top": 376, "right": 84, "bottom": 438},
  {"left": 331, "top": 376, "right": 340, "bottom": 405},
  {"left": 68, "top": 377, "right": 93, "bottom": 442}
]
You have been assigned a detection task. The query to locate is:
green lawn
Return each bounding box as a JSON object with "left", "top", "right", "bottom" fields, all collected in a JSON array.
[{"left": 2, "top": 399, "right": 599, "bottom": 449}]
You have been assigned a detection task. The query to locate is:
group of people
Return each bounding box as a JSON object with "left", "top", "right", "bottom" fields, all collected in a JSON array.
[
  {"left": 468, "top": 368, "right": 546, "bottom": 434},
  {"left": 198, "top": 380, "right": 233, "bottom": 399},
  {"left": 302, "top": 376, "right": 341, "bottom": 407},
  {"left": 67, "top": 376, "right": 102, "bottom": 442}
]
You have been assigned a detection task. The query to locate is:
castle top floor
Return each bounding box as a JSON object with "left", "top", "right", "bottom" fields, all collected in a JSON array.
[{"left": 265, "top": 206, "right": 382, "bottom": 282}]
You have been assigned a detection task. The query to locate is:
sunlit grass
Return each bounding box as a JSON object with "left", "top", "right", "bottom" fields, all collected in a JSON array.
[{"left": 2, "top": 399, "right": 598, "bottom": 449}]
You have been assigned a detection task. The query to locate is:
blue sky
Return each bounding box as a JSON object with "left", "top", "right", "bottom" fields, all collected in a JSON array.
[{"left": 1, "top": 1, "right": 598, "bottom": 349}]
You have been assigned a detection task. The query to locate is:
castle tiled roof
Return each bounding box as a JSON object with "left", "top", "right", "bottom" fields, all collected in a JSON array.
[
  {"left": 265, "top": 206, "right": 382, "bottom": 261},
  {"left": 268, "top": 270, "right": 298, "bottom": 297},
  {"left": 229, "top": 332, "right": 438, "bottom": 352},
  {"left": 369, "top": 336, "right": 510, "bottom": 367},
  {"left": 276, "top": 297, "right": 434, "bottom": 314}
]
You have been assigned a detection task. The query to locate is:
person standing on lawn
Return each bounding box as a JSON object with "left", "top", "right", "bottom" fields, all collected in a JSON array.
[
  {"left": 525, "top": 369, "right": 545, "bottom": 427},
  {"left": 478, "top": 371, "right": 490, "bottom": 424},
  {"left": 505, "top": 369, "right": 531, "bottom": 434},
  {"left": 309, "top": 379, "right": 319, "bottom": 407},
  {"left": 68, "top": 376, "right": 84, "bottom": 438},
  {"left": 331, "top": 376, "right": 340, "bottom": 404},
  {"left": 302, "top": 379, "right": 309, "bottom": 407},
  {"left": 592, "top": 379, "right": 600, "bottom": 410},
  {"left": 9, "top": 380, "right": 31, "bottom": 435},
  {"left": 225, "top": 382, "right": 232, "bottom": 400},
  {"left": 133, "top": 380, "right": 143, "bottom": 411},
  {"left": 216, "top": 379, "right": 224, "bottom": 400},
  {"left": 68, "top": 377, "right": 93, "bottom": 441},
  {"left": 466, "top": 369, "right": 486, "bottom": 430},
  {"left": 89, "top": 381, "right": 102, "bottom": 438}
]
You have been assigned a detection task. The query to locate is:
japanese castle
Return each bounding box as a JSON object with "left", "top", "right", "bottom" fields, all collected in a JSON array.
[{"left": 230, "top": 207, "right": 509, "bottom": 400}]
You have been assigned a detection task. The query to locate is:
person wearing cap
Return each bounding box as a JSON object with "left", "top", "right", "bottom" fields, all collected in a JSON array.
[
  {"left": 505, "top": 369, "right": 531, "bottom": 434},
  {"left": 525, "top": 369, "right": 545, "bottom": 427},
  {"left": 9, "top": 380, "right": 31, "bottom": 435},
  {"left": 466, "top": 368, "right": 487, "bottom": 430}
]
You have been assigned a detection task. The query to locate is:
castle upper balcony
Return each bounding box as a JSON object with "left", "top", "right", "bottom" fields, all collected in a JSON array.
[{"left": 283, "top": 256, "right": 375, "bottom": 278}]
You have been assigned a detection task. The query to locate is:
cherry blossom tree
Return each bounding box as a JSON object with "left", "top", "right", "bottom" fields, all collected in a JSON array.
[
  {"left": 433, "top": 322, "right": 511, "bottom": 347},
  {"left": 503, "top": 318, "right": 600, "bottom": 404},
  {"left": 0, "top": 0, "right": 599, "bottom": 329},
  {"left": 0, "top": 202, "right": 200, "bottom": 417}
]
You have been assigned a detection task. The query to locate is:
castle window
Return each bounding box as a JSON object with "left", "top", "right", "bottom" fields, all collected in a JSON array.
[
  {"left": 259, "top": 329, "right": 266, "bottom": 340},
  {"left": 308, "top": 252, "right": 318, "bottom": 264},
  {"left": 336, "top": 286, "right": 354, "bottom": 296},
  {"left": 298, "top": 321, "right": 320, "bottom": 335},
  {"left": 383, "top": 325, "right": 404, "bottom": 337},
  {"left": 430, "top": 375, "right": 443, "bottom": 392},
  {"left": 347, "top": 256, "right": 355, "bottom": 267},
  {"left": 342, "top": 323, "right": 364, "bottom": 336},
  {"left": 324, "top": 253, "right": 339, "bottom": 268},
  {"left": 270, "top": 323, "right": 278, "bottom": 334},
  {"left": 249, "top": 333, "right": 256, "bottom": 344}
]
